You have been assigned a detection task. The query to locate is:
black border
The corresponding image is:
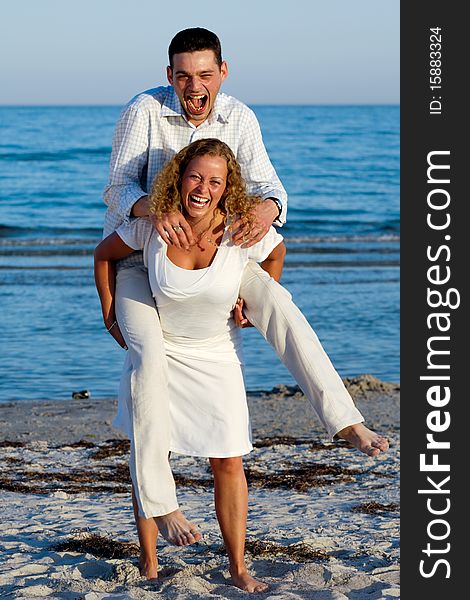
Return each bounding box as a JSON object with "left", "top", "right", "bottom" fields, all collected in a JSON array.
[{"left": 401, "top": 3, "right": 466, "bottom": 596}]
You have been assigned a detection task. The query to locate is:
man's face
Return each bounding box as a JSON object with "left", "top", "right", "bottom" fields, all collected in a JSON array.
[{"left": 167, "top": 50, "right": 228, "bottom": 126}]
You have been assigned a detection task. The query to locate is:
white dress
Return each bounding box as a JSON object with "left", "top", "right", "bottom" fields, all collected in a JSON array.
[{"left": 114, "top": 218, "right": 283, "bottom": 458}]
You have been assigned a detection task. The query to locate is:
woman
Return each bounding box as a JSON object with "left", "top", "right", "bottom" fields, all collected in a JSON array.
[{"left": 95, "top": 138, "right": 285, "bottom": 592}]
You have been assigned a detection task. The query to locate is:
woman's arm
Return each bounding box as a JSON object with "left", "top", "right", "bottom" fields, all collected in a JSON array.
[
  {"left": 260, "top": 241, "right": 286, "bottom": 282},
  {"left": 94, "top": 232, "right": 135, "bottom": 348}
]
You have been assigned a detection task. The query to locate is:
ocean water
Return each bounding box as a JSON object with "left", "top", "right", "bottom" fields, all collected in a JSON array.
[{"left": 0, "top": 105, "right": 399, "bottom": 402}]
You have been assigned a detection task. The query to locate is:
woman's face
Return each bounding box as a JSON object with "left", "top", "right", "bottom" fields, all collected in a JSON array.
[{"left": 180, "top": 154, "right": 228, "bottom": 221}]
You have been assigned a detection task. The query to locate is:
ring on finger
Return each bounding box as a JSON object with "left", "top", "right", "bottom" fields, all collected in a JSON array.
[{"left": 172, "top": 225, "right": 182, "bottom": 232}]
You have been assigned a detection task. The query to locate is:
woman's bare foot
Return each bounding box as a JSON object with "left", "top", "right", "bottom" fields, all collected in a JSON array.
[
  {"left": 336, "top": 423, "right": 389, "bottom": 457},
  {"left": 155, "top": 509, "right": 202, "bottom": 546},
  {"left": 229, "top": 567, "right": 269, "bottom": 593},
  {"left": 139, "top": 555, "right": 158, "bottom": 580}
]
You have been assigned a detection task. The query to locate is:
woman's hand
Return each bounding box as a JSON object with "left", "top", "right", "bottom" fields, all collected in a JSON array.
[
  {"left": 151, "top": 210, "right": 195, "bottom": 250},
  {"left": 105, "top": 319, "right": 128, "bottom": 350},
  {"left": 233, "top": 298, "right": 253, "bottom": 328},
  {"left": 94, "top": 233, "right": 135, "bottom": 352}
]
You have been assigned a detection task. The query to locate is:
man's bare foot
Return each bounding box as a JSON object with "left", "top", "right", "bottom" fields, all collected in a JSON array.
[
  {"left": 229, "top": 567, "right": 269, "bottom": 593},
  {"left": 139, "top": 555, "right": 158, "bottom": 580},
  {"left": 336, "top": 423, "right": 389, "bottom": 457},
  {"left": 155, "top": 509, "right": 202, "bottom": 546}
]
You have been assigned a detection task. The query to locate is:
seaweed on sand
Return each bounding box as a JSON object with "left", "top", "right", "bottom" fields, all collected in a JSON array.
[
  {"left": 0, "top": 440, "right": 26, "bottom": 448},
  {"left": 244, "top": 539, "right": 330, "bottom": 562},
  {"left": 245, "top": 464, "right": 362, "bottom": 492},
  {"left": 0, "top": 461, "right": 362, "bottom": 494},
  {"left": 253, "top": 436, "right": 341, "bottom": 450},
  {"left": 52, "top": 532, "right": 139, "bottom": 559},
  {"left": 91, "top": 439, "right": 130, "bottom": 460},
  {"left": 351, "top": 502, "right": 399, "bottom": 514}
]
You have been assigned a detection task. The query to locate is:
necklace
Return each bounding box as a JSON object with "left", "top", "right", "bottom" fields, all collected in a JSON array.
[
  {"left": 190, "top": 211, "right": 224, "bottom": 250},
  {"left": 205, "top": 233, "right": 223, "bottom": 248}
]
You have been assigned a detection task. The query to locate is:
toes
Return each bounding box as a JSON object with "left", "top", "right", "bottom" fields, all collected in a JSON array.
[
  {"left": 159, "top": 527, "right": 201, "bottom": 546},
  {"left": 189, "top": 527, "right": 202, "bottom": 542},
  {"left": 183, "top": 531, "right": 197, "bottom": 545},
  {"left": 246, "top": 581, "right": 269, "bottom": 593},
  {"left": 378, "top": 438, "right": 390, "bottom": 450},
  {"left": 155, "top": 512, "right": 202, "bottom": 546},
  {"left": 231, "top": 572, "right": 268, "bottom": 594},
  {"left": 178, "top": 530, "right": 199, "bottom": 546},
  {"left": 172, "top": 533, "right": 186, "bottom": 546},
  {"left": 371, "top": 436, "right": 389, "bottom": 452}
]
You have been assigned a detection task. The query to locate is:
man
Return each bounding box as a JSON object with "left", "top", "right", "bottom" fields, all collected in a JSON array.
[{"left": 103, "top": 27, "right": 388, "bottom": 553}]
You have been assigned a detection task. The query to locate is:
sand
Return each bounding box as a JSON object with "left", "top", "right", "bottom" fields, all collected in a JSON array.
[{"left": 0, "top": 375, "right": 400, "bottom": 599}]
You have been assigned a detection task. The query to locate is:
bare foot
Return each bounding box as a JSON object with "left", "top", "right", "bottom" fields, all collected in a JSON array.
[
  {"left": 336, "top": 423, "right": 389, "bottom": 457},
  {"left": 139, "top": 556, "right": 158, "bottom": 580},
  {"left": 229, "top": 567, "right": 269, "bottom": 593},
  {"left": 155, "top": 509, "right": 202, "bottom": 546}
]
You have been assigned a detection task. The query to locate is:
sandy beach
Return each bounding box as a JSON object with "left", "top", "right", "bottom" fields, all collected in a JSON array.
[{"left": 0, "top": 375, "right": 400, "bottom": 599}]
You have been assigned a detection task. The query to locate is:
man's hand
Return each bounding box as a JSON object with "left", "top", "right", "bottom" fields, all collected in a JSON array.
[
  {"left": 233, "top": 298, "right": 253, "bottom": 328},
  {"left": 151, "top": 210, "right": 195, "bottom": 249},
  {"left": 231, "top": 199, "right": 279, "bottom": 248}
]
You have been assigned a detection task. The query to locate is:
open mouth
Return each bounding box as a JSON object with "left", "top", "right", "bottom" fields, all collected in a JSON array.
[
  {"left": 185, "top": 94, "right": 209, "bottom": 115},
  {"left": 189, "top": 194, "right": 210, "bottom": 208}
]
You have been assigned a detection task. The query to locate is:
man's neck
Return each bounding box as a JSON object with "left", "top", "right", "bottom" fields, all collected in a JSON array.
[{"left": 186, "top": 111, "right": 212, "bottom": 127}]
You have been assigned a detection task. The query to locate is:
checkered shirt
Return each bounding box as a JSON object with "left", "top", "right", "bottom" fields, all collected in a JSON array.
[{"left": 103, "top": 86, "right": 287, "bottom": 268}]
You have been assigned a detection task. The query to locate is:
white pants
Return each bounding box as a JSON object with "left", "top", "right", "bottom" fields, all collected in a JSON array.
[
  {"left": 115, "top": 262, "right": 363, "bottom": 518},
  {"left": 115, "top": 266, "right": 178, "bottom": 518},
  {"left": 239, "top": 262, "right": 364, "bottom": 437}
]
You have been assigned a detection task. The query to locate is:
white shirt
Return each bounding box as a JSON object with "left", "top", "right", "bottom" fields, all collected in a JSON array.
[
  {"left": 103, "top": 86, "right": 287, "bottom": 240},
  {"left": 116, "top": 218, "right": 283, "bottom": 342}
]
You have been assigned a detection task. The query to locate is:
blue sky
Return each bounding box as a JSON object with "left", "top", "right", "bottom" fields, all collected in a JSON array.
[{"left": 0, "top": 0, "right": 399, "bottom": 105}]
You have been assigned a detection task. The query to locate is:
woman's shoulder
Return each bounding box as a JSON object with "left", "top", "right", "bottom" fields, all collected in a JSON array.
[{"left": 116, "top": 218, "right": 161, "bottom": 251}]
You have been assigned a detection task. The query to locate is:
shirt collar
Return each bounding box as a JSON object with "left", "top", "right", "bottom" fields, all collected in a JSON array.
[{"left": 161, "top": 87, "right": 229, "bottom": 125}]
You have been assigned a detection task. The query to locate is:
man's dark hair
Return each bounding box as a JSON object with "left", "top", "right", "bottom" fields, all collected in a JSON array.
[{"left": 168, "top": 28, "right": 223, "bottom": 68}]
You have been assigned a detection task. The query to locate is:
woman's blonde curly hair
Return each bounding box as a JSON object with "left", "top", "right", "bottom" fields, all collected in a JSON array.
[{"left": 149, "top": 138, "right": 261, "bottom": 227}]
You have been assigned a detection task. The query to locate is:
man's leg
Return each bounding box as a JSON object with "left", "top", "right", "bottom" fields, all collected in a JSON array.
[
  {"left": 116, "top": 266, "right": 202, "bottom": 541},
  {"left": 239, "top": 262, "right": 388, "bottom": 455}
]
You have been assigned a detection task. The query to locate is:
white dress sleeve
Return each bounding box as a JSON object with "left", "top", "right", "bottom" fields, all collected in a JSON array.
[
  {"left": 247, "top": 226, "right": 283, "bottom": 262},
  {"left": 116, "top": 217, "right": 153, "bottom": 250}
]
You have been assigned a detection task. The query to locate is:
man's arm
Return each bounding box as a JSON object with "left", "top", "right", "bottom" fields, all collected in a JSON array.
[
  {"left": 104, "top": 98, "right": 195, "bottom": 248},
  {"left": 231, "top": 108, "right": 288, "bottom": 247},
  {"left": 103, "top": 102, "right": 152, "bottom": 223}
]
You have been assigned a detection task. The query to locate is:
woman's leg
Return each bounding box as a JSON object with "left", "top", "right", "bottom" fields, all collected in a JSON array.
[
  {"left": 132, "top": 485, "right": 159, "bottom": 579},
  {"left": 209, "top": 457, "right": 268, "bottom": 593},
  {"left": 116, "top": 266, "right": 201, "bottom": 542},
  {"left": 239, "top": 261, "right": 388, "bottom": 455}
]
